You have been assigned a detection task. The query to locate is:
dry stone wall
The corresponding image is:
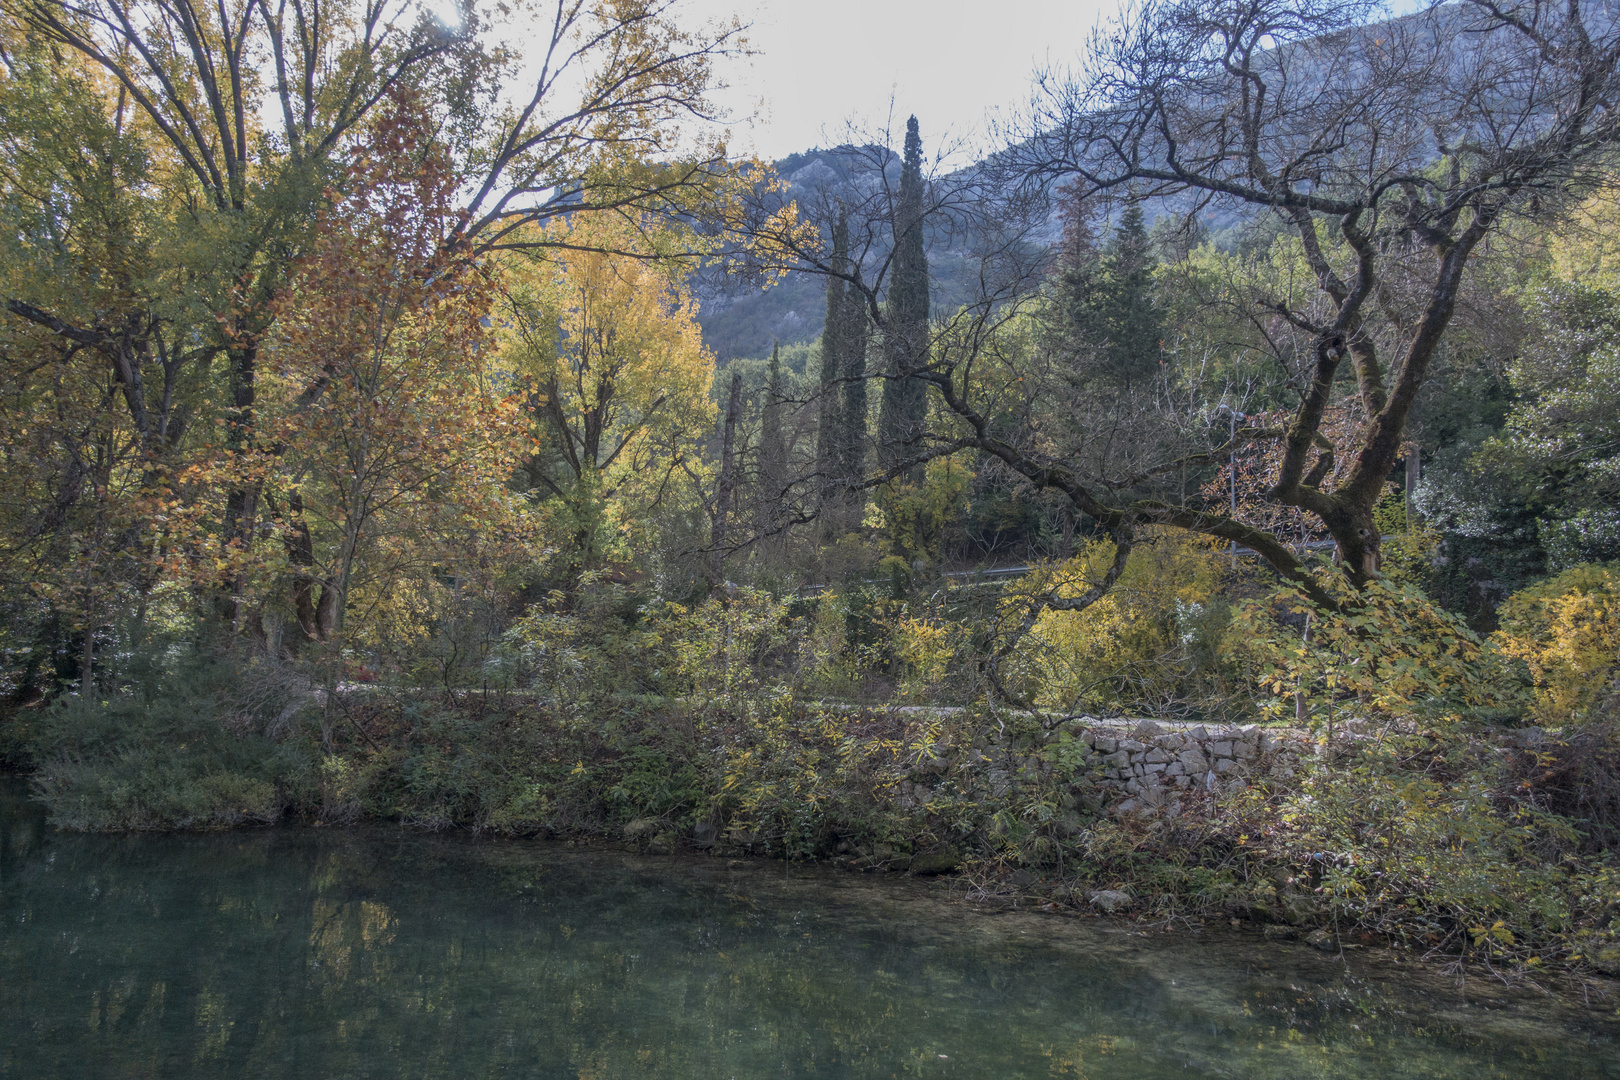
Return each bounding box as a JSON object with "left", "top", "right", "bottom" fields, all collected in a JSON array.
[
  {"left": 1060, "top": 718, "right": 1308, "bottom": 817},
  {"left": 898, "top": 716, "right": 1312, "bottom": 821}
]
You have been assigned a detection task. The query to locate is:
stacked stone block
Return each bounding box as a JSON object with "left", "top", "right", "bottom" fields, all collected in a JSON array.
[
  {"left": 1060, "top": 718, "right": 1305, "bottom": 817},
  {"left": 898, "top": 716, "right": 1308, "bottom": 821}
]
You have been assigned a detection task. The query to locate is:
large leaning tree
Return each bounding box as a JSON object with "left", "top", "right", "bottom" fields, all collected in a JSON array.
[{"left": 927, "top": 0, "right": 1620, "bottom": 610}]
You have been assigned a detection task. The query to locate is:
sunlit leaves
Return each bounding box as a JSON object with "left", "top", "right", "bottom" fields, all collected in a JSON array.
[
  {"left": 261, "top": 92, "right": 525, "bottom": 648},
  {"left": 499, "top": 210, "right": 715, "bottom": 571},
  {"left": 1013, "top": 531, "right": 1227, "bottom": 711},
  {"left": 1492, "top": 562, "right": 1620, "bottom": 722},
  {"left": 1229, "top": 565, "right": 1524, "bottom": 725}
]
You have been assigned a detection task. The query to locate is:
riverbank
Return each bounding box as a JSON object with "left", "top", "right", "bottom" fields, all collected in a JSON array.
[
  {"left": 4, "top": 775, "right": 1615, "bottom": 1078},
  {"left": 5, "top": 660, "right": 1619, "bottom": 994}
]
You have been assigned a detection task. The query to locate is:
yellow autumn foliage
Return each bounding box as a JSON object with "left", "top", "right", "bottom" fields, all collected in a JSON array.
[
  {"left": 1493, "top": 563, "right": 1620, "bottom": 722},
  {"left": 892, "top": 614, "right": 967, "bottom": 700},
  {"left": 500, "top": 213, "right": 716, "bottom": 567},
  {"left": 1013, "top": 531, "right": 1226, "bottom": 711},
  {"left": 1230, "top": 567, "right": 1514, "bottom": 725},
  {"left": 1548, "top": 189, "right": 1620, "bottom": 288}
]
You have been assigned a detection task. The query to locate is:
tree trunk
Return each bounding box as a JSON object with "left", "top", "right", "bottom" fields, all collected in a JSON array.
[
  {"left": 284, "top": 490, "right": 324, "bottom": 646},
  {"left": 218, "top": 341, "right": 259, "bottom": 635},
  {"left": 80, "top": 600, "right": 94, "bottom": 698}
]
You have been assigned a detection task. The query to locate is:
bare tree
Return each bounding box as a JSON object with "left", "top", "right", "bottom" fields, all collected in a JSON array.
[{"left": 934, "top": 0, "right": 1620, "bottom": 606}]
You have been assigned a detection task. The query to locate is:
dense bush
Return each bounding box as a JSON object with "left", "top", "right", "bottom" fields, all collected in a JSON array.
[
  {"left": 1068, "top": 735, "right": 1612, "bottom": 963},
  {"left": 1230, "top": 565, "right": 1527, "bottom": 726},
  {"left": 1011, "top": 532, "right": 1231, "bottom": 714},
  {"left": 1493, "top": 562, "right": 1620, "bottom": 722}
]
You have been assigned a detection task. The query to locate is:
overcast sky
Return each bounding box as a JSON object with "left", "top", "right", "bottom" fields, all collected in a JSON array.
[
  {"left": 682, "top": 0, "right": 1114, "bottom": 161},
  {"left": 679, "top": 0, "right": 1427, "bottom": 163}
]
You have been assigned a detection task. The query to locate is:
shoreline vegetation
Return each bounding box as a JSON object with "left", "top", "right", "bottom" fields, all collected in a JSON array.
[
  {"left": 5, "top": 603, "right": 1619, "bottom": 1001},
  {"left": 5, "top": 0, "right": 1620, "bottom": 1025}
]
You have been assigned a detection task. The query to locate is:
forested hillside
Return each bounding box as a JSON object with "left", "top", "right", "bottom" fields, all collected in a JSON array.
[{"left": 3, "top": 0, "right": 1620, "bottom": 981}]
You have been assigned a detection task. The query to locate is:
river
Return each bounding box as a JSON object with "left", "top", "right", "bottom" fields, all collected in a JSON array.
[{"left": 1, "top": 777, "right": 1614, "bottom": 1078}]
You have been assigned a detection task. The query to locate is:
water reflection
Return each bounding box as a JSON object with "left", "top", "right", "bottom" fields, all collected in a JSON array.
[{"left": 1, "top": 778, "right": 1615, "bottom": 1079}]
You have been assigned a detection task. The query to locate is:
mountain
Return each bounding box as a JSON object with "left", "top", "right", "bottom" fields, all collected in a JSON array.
[
  {"left": 694, "top": 4, "right": 1561, "bottom": 365},
  {"left": 694, "top": 144, "right": 1240, "bottom": 364},
  {"left": 696, "top": 145, "right": 1010, "bottom": 363}
]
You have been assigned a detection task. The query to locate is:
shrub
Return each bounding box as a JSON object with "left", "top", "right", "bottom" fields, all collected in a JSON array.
[
  {"left": 658, "top": 588, "right": 795, "bottom": 699},
  {"left": 503, "top": 582, "right": 675, "bottom": 705},
  {"left": 1013, "top": 531, "right": 1227, "bottom": 712},
  {"left": 792, "top": 592, "right": 865, "bottom": 701},
  {"left": 1492, "top": 562, "right": 1620, "bottom": 722},
  {"left": 1230, "top": 564, "right": 1524, "bottom": 726},
  {"left": 891, "top": 613, "right": 971, "bottom": 702},
  {"left": 1503, "top": 686, "right": 1620, "bottom": 853},
  {"left": 874, "top": 458, "right": 972, "bottom": 575},
  {"left": 27, "top": 656, "right": 319, "bottom": 830}
]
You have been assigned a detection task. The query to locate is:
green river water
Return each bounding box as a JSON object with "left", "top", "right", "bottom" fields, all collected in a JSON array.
[{"left": 1, "top": 777, "right": 1616, "bottom": 1079}]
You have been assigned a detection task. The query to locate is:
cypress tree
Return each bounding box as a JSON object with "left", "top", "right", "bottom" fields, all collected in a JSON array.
[
  {"left": 815, "top": 210, "right": 850, "bottom": 496},
  {"left": 759, "top": 342, "right": 787, "bottom": 525},
  {"left": 815, "top": 204, "right": 872, "bottom": 534},
  {"left": 878, "top": 116, "right": 930, "bottom": 482},
  {"left": 837, "top": 286, "right": 868, "bottom": 496}
]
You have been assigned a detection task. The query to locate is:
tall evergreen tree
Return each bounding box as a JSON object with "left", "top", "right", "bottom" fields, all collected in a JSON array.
[
  {"left": 1056, "top": 201, "right": 1162, "bottom": 393},
  {"left": 878, "top": 116, "right": 930, "bottom": 481},
  {"left": 815, "top": 211, "right": 851, "bottom": 493},
  {"left": 814, "top": 205, "right": 871, "bottom": 534},
  {"left": 837, "top": 289, "right": 869, "bottom": 499},
  {"left": 1051, "top": 186, "right": 1102, "bottom": 338},
  {"left": 759, "top": 342, "right": 787, "bottom": 528},
  {"left": 1095, "top": 203, "right": 1162, "bottom": 391}
]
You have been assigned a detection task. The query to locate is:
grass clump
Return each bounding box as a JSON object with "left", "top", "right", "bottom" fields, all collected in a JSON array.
[{"left": 26, "top": 656, "right": 319, "bottom": 830}]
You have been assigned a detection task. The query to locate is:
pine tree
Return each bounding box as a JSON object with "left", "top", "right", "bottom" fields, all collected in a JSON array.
[
  {"left": 1051, "top": 186, "right": 1102, "bottom": 342},
  {"left": 1056, "top": 201, "right": 1161, "bottom": 394},
  {"left": 878, "top": 116, "right": 930, "bottom": 482},
  {"left": 1096, "top": 202, "right": 1161, "bottom": 391}
]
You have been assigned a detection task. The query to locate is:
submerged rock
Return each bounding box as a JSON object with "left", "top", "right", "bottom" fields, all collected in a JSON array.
[
  {"left": 624, "top": 817, "right": 660, "bottom": 840},
  {"left": 1090, "top": 889, "right": 1131, "bottom": 913},
  {"left": 909, "top": 850, "right": 962, "bottom": 876},
  {"left": 1279, "top": 891, "right": 1318, "bottom": 926},
  {"left": 1304, "top": 929, "right": 1338, "bottom": 953}
]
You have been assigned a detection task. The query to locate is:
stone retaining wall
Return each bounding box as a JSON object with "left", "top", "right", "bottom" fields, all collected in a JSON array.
[
  {"left": 1059, "top": 718, "right": 1308, "bottom": 817},
  {"left": 901, "top": 716, "right": 1312, "bottom": 821}
]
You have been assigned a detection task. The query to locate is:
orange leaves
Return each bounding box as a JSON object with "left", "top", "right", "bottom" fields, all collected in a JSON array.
[{"left": 251, "top": 91, "right": 528, "bottom": 642}]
